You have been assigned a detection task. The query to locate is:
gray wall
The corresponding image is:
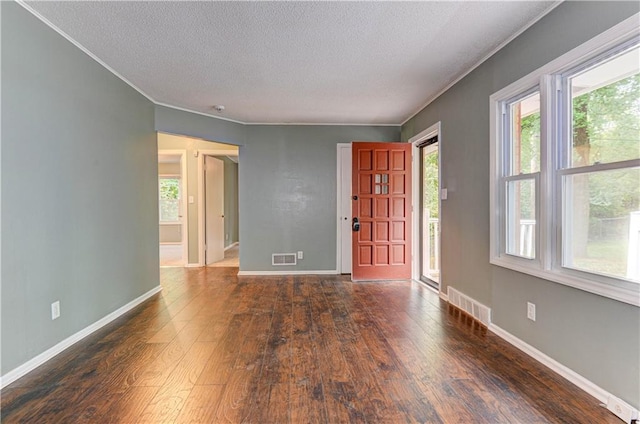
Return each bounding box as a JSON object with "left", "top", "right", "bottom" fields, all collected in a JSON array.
[
  {"left": 1, "top": 2, "right": 159, "bottom": 375},
  {"left": 240, "top": 125, "right": 399, "bottom": 271},
  {"left": 155, "top": 105, "right": 246, "bottom": 147},
  {"left": 401, "top": 1, "right": 640, "bottom": 407}
]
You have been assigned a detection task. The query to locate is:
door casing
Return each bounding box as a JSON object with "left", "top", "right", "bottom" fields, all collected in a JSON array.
[{"left": 336, "top": 143, "right": 352, "bottom": 274}]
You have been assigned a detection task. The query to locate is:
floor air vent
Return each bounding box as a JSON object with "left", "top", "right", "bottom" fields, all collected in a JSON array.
[
  {"left": 447, "top": 286, "right": 491, "bottom": 326},
  {"left": 272, "top": 253, "right": 297, "bottom": 266}
]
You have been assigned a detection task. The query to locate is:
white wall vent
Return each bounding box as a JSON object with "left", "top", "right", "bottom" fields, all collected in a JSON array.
[
  {"left": 447, "top": 286, "right": 491, "bottom": 326},
  {"left": 272, "top": 253, "right": 297, "bottom": 266}
]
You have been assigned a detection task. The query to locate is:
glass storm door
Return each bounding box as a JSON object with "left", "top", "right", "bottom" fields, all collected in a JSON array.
[{"left": 421, "top": 142, "right": 440, "bottom": 287}]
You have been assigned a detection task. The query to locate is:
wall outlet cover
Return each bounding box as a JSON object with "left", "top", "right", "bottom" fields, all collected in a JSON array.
[
  {"left": 51, "top": 301, "right": 61, "bottom": 320},
  {"left": 527, "top": 302, "right": 536, "bottom": 321}
]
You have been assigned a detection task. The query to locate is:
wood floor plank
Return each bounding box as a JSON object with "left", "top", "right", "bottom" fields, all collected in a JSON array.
[
  {"left": 261, "top": 282, "right": 293, "bottom": 385},
  {"left": 196, "top": 313, "right": 254, "bottom": 385},
  {"left": 1, "top": 269, "right": 621, "bottom": 424},
  {"left": 97, "top": 386, "right": 160, "bottom": 424},
  {"left": 265, "top": 382, "right": 291, "bottom": 424},
  {"left": 324, "top": 381, "right": 367, "bottom": 423},
  {"left": 290, "top": 297, "right": 328, "bottom": 423},
  {"left": 147, "top": 319, "right": 190, "bottom": 344},
  {"left": 174, "top": 384, "right": 226, "bottom": 424},
  {"left": 382, "top": 379, "right": 444, "bottom": 424},
  {"left": 214, "top": 369, "right": 255, "bottom": 423},
  {"left": 131, "top": 337, "right": 188, "bottom": 387}
]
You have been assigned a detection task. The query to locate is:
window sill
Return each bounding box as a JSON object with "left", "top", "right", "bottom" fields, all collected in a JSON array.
[{"left": 490, "top": 255, "right": 640, "bottom": 307}]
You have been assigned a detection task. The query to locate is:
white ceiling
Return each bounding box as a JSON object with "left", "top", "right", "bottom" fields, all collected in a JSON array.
[{"left": 24, "top": 1, "right": 559, "bottom": 125}]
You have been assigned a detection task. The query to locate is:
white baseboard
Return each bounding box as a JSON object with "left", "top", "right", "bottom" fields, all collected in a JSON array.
[
  {"left": 184, "top": 263, "right": 201, "bottom": 268},
  {"left": 237, "top": 270, "right": 338, "bottom": 276},
  {"left": 224, "top": 242, "right": 239, "bottom": 251},
  {"left": 488, "top": 323, "right": 611, "bottom": 405},
  {"left": 0, "top": 285, "right": 162, "bottom": 389}
]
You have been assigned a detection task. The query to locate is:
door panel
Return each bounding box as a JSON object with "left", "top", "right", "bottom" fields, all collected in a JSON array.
[
  {"left": 205, "top": 156, "right": 225, "bottom": 265},
  {"left": 352, "top": 142, "right": 412, "bottom": 280}
]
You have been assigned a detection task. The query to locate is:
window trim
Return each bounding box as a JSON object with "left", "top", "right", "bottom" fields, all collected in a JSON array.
[{"left": 490, "top": 13, "right": 640, "bottom": 306}]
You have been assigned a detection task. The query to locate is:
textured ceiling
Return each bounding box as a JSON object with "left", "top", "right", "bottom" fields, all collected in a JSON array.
[{"left": 24, "top": 1, "right": 558, "bottom": 125}]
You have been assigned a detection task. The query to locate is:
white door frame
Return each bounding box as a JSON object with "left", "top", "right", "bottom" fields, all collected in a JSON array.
[
  {"left": 336, "top": 143, "right": 352, "bottom": 274},
  {"left": 197, "top": 149, "right": 239, "bottom": 266},
  {"left": 409, "top": 122, "right": 442, "bottom": 293},
  {"left": 158, "top": 149, "right": 189, "bottom": 265}
]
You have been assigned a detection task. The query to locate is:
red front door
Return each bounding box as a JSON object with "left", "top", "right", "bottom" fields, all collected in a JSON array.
[{"left": 352, "top": 142, "right": 412, "bottom": 281}]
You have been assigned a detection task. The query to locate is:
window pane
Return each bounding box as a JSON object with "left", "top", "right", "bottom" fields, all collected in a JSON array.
[
  {"left": 159, "top": 178, "right": 180, "bottom": 222},
  {"left": 570, "top": 45, "right": 640, "bottom": 167},
  {"left": 506, "top": 179, "right": 536, "bottom": 258},
  {"left": 509, "top": 92, "right": 540, "bottom": 175},
  {"left": 563, "top": 167, "right": 640, "bottom": 281}
]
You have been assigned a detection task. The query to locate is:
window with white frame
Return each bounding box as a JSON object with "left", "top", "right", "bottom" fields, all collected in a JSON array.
[{"left": 490, "top": 17, "right": 640, "bottom": 306}]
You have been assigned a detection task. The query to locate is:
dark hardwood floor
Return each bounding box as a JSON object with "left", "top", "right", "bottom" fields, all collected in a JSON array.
[{"left": 1, "top": 267, "right": 618, "bottom": 423}]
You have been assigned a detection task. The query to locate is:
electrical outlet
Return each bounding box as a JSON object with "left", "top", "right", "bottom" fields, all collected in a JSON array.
[
  {"left": 51, "top": 301, "right": 60, "bottom": 320},
  {"left": 297, "top": 251, "right": 303, "bottom": 260},
  {"left": 225, "top": 233, "right": 229, "bottom": 240},
  {"left": 527, "top": 302, "right": 536, "bottom": 321},
  {"left": 606, "top": 395, "right": 638, "bottom": 423}
]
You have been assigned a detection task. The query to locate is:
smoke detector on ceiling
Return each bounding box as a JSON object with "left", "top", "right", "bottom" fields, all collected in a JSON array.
[{"left": 212, "top": 105, "right": 225, "bottom": 113}]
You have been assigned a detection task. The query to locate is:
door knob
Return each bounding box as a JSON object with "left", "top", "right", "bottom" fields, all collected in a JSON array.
[{"left": 352, "top": 217, "right": 360, "bottom": 232}]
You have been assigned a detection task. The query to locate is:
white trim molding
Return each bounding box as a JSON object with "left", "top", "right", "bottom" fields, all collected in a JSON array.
[
  {"left": 237, "top": 270, "right": 338, "bottom": 276},
  {"left": 0, "top": 285, "right": 162, "bottom": 389}
]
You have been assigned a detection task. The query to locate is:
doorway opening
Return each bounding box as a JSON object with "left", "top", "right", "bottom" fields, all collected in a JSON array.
[{"left": 157, "top": 132, "right": 239, "bottom": 268}]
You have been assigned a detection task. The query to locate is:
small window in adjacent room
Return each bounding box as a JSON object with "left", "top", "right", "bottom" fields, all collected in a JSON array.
[
  {"left": 490, "top": 19, "right": 639, "bottom": 306},
  {"left": 159, "top": 177, "right": 181, "bottom": 223}
]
